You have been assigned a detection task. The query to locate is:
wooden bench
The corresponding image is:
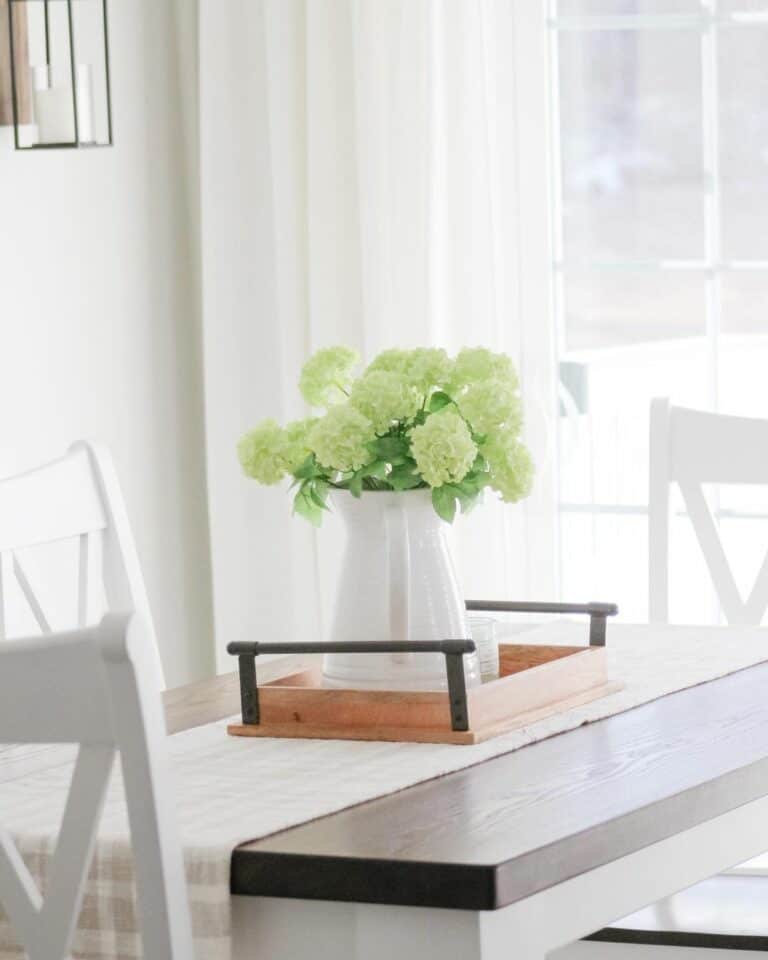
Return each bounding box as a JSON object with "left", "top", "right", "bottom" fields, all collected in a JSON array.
[{"left": 591, "top": 876, "right": 768, "bottom": 952}]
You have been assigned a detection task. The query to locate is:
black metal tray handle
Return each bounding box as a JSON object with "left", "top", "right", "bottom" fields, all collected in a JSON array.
[
  {"left": 227, "top": 639, "right": 476, "bottom": 732},
  {"left": 227, "top": 600, "right": 618, "bottom": 734},
  {"left": 465, "top": 600, "right": 618, "bottom": 648}
]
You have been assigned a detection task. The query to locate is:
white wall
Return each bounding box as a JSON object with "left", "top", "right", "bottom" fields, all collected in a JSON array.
[{"left": 0, "top": 0, "right": 213, "bottom": 685}]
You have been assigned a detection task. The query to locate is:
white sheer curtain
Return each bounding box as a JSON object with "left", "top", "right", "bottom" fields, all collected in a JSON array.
[{"left": 199, "top": 0, "right": 557, "bottom": 670}]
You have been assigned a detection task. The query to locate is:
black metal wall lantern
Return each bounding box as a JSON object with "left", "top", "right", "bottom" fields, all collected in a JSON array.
[{"left": 6, "top": 0, "right": 112, "bottom": 150}]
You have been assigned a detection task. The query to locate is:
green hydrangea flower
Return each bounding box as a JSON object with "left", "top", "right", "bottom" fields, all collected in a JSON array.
[
  {"left": 281, "top": 418, "right": 318, "bottom": 472},
  {"left": 367, "top": 347, "right": 452, "bottom": 394},
  {"left": 482, "top": 431, "right": 534, "bottom": 503},
  {"left": 299, "top": 345, "right": 359, "bottom": 408},
  {"left": 237, "top": 420, "right": 288, "bottom": 485},
  {"left": 350, "top": 371, "right": 421, "bottom": 433},
  {"left": 238, "top": 417, "right": 319, "bottom": 484},
  {"left": 449, "top": 347, "right": 518, "bottom": 391},
  {"left": 308, "top": 404, "right": 374, "bottom": 472},
  {"left": 410, "top": 409, "right": 477, "bottom": 488},
  {"left": 458, "top": 378, "right": 522, "bottom": 436},
  {"left": 403, "top": 347, "right": 452, "bottom": 391},
  {"left": 366, "top": 348, "right": 410, "bottom": 376}
]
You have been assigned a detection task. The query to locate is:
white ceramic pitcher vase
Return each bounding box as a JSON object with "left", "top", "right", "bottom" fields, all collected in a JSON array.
[{"left": 322, "top": 489, "right": 481, "bottom": 691}]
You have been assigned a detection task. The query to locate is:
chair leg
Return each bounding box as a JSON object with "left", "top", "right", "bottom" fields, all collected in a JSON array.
[
  {"left": 103, "top": 633, "right": 194, "bottom": 959},
  {"left": 119, "top": 740, "right": 193, "bottom": 957}
]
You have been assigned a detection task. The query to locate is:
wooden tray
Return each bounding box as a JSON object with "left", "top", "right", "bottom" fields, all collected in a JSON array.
[{"left": 227, "top": 639, "right": 621, "bottom": 746}]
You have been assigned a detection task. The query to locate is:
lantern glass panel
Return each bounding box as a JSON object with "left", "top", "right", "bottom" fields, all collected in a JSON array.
[{"left": 9, "top": 0, "right": 112, "bottom": 149}]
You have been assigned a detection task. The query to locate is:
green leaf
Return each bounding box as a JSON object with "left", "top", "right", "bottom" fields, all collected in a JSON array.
[
  {"left": 391, "top": 475, "right": 424, "bottom": 492},
  {"left": 388, "top": 461, "right": 423, "bottom": 491},
  {"left": 349, "top": 473, "right": 364, "bottom": 498},
  {"left": 459, "top": 472, "right": 483, "bottom": 494},
  {"left": 431, "top": 485, "right": 457, "bottom": 523},
  {"left": 292, "top": 454, "right": 319, "bottom": 481},
  {"left": 367, "top": 435, "right": 410, "bottom": 464},
  {"left": 293, "top": 487, "right": 323, "bottom": 526},
  {"left": 453, "top": 483, "right": 480, "bottom": 514},
  {"left": 472, "top": 452, "right": 488, "bottom": 474},
  {"left": 342, "top": 461, "right": 385, "bottom": 497},
  {"left": 308, "top": 479, "right": 330, "bottom": 511},
  {"left": 361, "top": 460, "right": 388, "bottom": 479},
  {"left": 428, "top": 391, "right": 453, "bottom": 413}
]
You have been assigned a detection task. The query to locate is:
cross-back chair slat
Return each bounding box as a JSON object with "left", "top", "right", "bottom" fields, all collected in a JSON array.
[
  {"left": 77, "top": 531, "right": 96, "bottom": 628},
  {"left": 0, "top": 551, "right": 9, "bottom": 639},
  {"left": 13, "top": 554, "right": 52, "bottom": 634}
]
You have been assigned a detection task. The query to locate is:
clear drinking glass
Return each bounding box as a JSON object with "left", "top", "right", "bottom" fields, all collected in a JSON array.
[{"left": 469, "top": 617, "right": 499, "bottom": 684}]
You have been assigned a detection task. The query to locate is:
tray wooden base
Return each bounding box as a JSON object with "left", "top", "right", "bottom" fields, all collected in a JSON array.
[{"left": 227, "top": 643, "right": 623, "bottom": 745}]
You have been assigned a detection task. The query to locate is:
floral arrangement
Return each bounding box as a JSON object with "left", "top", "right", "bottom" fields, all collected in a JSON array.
[{"left": 238, "top": 346, "right": 533, "bottom": 525}]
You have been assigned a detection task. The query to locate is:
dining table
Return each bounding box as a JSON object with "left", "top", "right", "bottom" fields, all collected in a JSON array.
[{"left": 162, "top": 635, "right": 768, "bottom": 960}]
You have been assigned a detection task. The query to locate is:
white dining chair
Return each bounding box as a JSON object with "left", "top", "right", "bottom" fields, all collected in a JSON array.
[
  {"left": 0, "top": 613, "right": 193, "bottom": 959},
  {"left": 650, "top": 397, "right": 768, "bottom": 626},
  {"left": 0, "top": 442, "right": 165, "bottom": 689}
]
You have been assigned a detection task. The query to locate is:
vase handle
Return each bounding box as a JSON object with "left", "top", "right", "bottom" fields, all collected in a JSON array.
[{"left": 385, "top": 501, "right": 410, "bottom": 662}]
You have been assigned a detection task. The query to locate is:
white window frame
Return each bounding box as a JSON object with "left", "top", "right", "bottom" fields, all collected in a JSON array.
[
  {"left": 516, "top": 0, "right": 768, "bottom": 608},
  {"left": 506, "top": 1, "right": 561, "bottom": 600}
]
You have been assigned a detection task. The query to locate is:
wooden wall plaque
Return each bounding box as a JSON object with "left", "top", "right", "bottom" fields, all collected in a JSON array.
[{"left": 0, "top": 0, "right": 31, "bottom": 127}]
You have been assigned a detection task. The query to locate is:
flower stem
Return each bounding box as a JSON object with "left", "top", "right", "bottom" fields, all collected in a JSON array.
[{"left": 333, "top": 380, "right": 351, "bottom": 398}]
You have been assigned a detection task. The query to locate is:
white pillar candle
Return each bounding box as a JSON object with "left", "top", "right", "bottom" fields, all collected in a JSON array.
[
  {"left": 32, "top": 64, "right": 50, "bottom": 92},
  {"left": 34, "top": 86, "right": 75, "bottom": 144},
  {"left": 75, "top": 64, "right": 94, "bottom": 144}
]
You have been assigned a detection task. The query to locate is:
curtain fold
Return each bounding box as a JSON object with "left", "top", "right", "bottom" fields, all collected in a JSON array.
[{"left": 200, "top": 0, "right": 557, "bottom": 670}]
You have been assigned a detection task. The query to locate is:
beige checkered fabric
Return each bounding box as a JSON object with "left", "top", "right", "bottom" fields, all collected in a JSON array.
[{"left": 0, "top": 835, "right": 230, "bottom": 959}]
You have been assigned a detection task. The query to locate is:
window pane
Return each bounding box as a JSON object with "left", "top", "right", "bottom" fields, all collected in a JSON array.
[
  {"left": 556, "top": 1, "right": 701, "bottom": 14},
  {"left": 719, "top": 483, "right": 768, "bottom": 534},
  {"left": 721, "top": 271, "right": 768, "bottom": 336},
  {"left": 560, "top": 513, "right": 651, "bottom": 621},
  {"left": 560, "top": 507, "right": 734, "bottom": 624},
  {"left": 558, "top": 29, "right": 705, "bottom": 261},
  {"left": 562, "top": 270, "right": 706, "bottom": 350},
  {"left": 720, "top": 1, "right": 768, "bottom": 12},
  {"left": 559, "top": 335, "right": 710, "bottom": 506},
  {"left": 719, "top": 274, "right": 768, "bottom": 431},
  {"left": 719, "top": 26, "right": 768, "bottom": 259}
]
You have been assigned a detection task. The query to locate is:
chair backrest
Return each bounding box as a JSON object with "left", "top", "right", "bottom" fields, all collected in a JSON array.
[
  {"left": 649, "top": 397, "right": 768, "bottom": 625},
  {"left": 0, "top": 442, "right": 165, "bottom": 689},
  {"left": 0, "top": 613, "right": 192, "bottom": 959}
]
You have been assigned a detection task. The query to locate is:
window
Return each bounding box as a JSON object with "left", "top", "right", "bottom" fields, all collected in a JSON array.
[{"left": 549, "top": 0, "right": 768, "bottom": 620}]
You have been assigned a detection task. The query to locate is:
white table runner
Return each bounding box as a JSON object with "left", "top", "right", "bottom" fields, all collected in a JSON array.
[{"left": 3, "top": 622, "right": 768, "bottom": 959}]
